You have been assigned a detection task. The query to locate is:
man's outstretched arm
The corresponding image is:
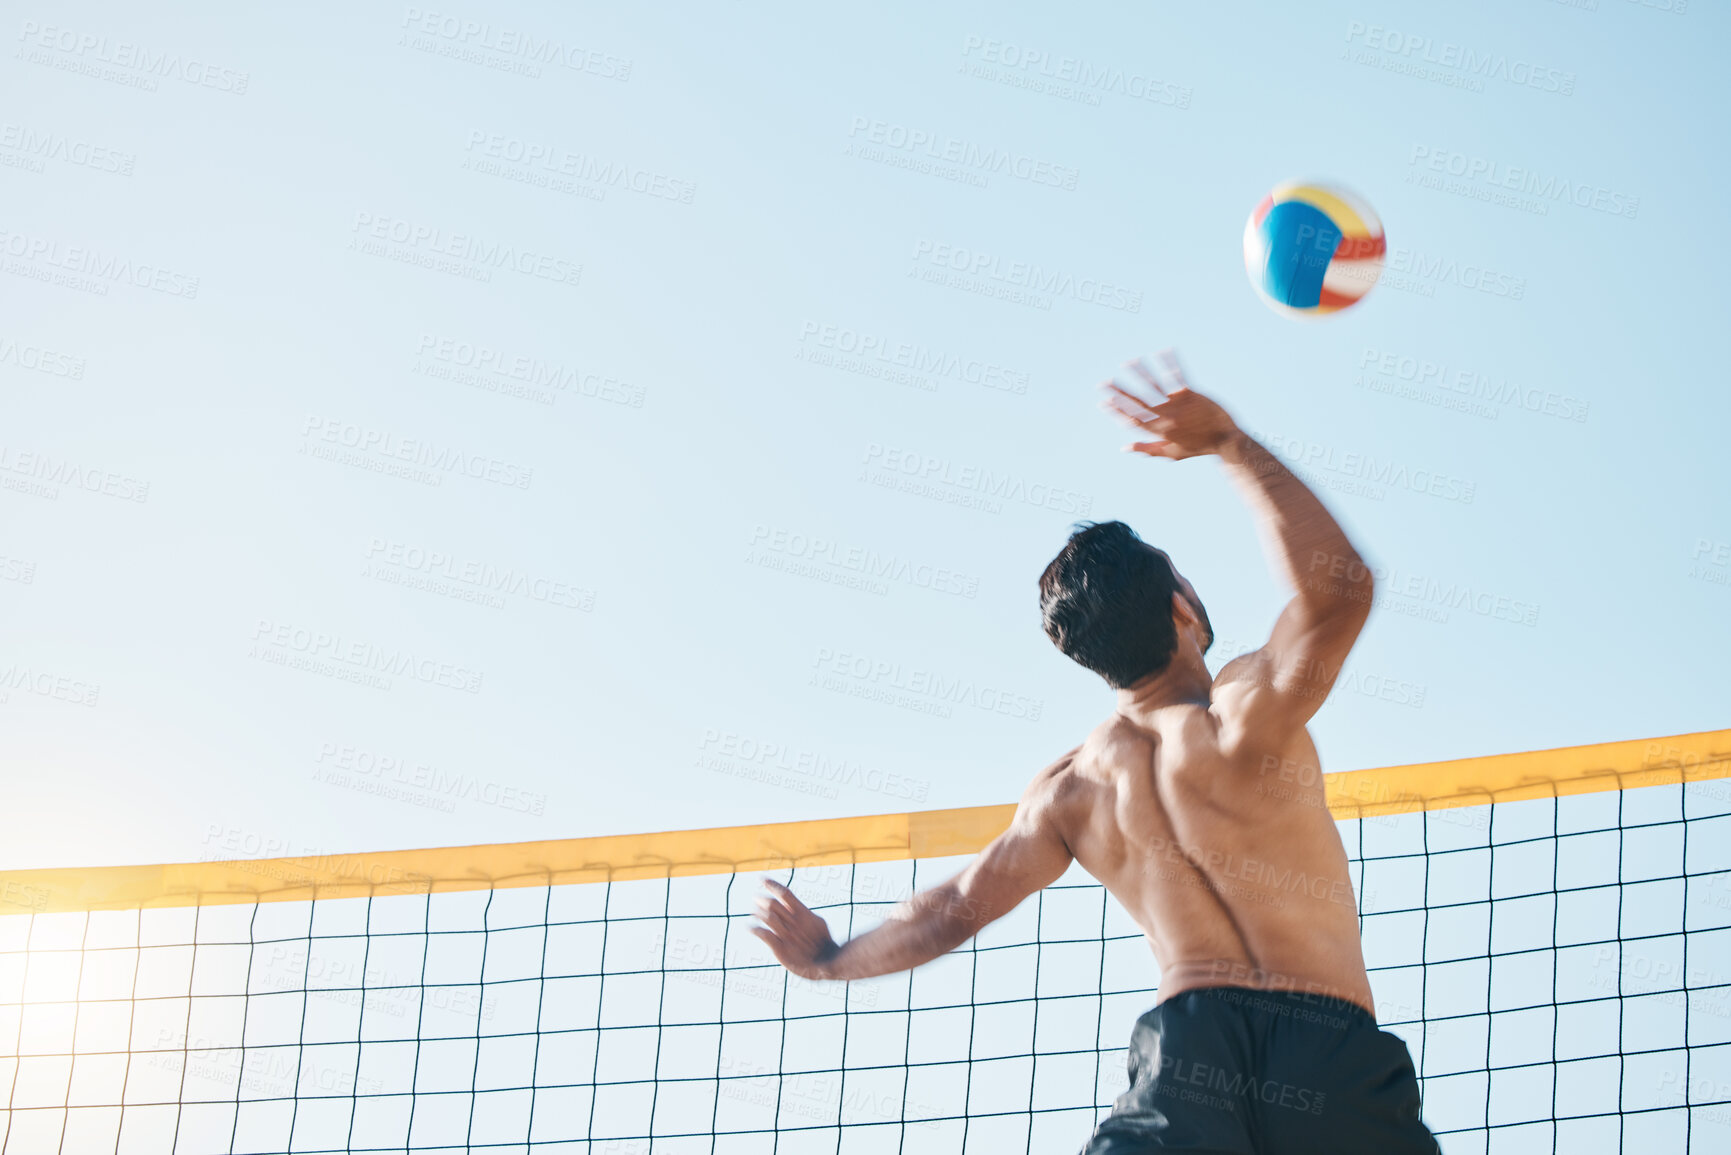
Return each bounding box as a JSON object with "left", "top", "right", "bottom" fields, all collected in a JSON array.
[
  {"left": 1106, "top": 352, "right": 1374, "bottom": 735},
  {"left": 750, "top": 761, "right": 1075, "bottom": 981}
]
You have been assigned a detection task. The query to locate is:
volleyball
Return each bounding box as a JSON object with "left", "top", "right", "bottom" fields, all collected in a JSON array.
[{"left": 1243, "top": 181, "right": 1385, "bottom": 317}]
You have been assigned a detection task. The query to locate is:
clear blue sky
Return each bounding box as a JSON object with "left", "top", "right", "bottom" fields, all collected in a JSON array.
[{"left": 3, "top": 0, "right": 1727, "bottom": 871}]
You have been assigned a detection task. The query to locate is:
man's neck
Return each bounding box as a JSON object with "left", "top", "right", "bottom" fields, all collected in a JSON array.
[{"left": 1114, "top": 648, "right": 1214, "bottom": 718}]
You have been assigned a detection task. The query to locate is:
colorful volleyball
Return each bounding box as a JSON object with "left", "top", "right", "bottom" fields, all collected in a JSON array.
[{"left": 1243, "top": 182, "right": 1385, "bottom": 317}]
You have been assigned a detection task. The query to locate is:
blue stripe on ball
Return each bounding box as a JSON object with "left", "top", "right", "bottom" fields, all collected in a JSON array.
[{"left": 1259, "top": 201, "right": 1341, "bottom": 309}]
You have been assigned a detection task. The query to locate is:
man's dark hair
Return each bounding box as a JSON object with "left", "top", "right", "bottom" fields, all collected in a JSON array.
[{"left": 1039, "top": 520, "right": 1201, "bottom": 689}]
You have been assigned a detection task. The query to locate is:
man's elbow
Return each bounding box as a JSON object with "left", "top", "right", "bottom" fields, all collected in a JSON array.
[
  {"left": 938, "top": 886, "right": 995, "bottom": 934},
  {"left": 1300, "top": 548, "right": 1374, "bottom": 610},
  {"left": 1341, "top": 571, "right": 1374, "bottom": 615},
  {"left": 904, "top": 883, "right": 987, "bottom": 949},
  {"left": 1296, "top": 581, "right": 1373, "bottom": 624}
]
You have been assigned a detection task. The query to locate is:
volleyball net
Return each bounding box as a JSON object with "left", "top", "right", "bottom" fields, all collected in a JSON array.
[{"left": 2, "top": 729, "right": 1729, "bottom": 1154}]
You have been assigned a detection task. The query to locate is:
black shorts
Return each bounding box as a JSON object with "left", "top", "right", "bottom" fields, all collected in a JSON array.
[{"left": 1080, "top": 986, "right": 1440, "bottom": 1155}]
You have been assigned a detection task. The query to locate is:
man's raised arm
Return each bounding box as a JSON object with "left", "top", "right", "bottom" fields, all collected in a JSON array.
[
  {"left": 750, "top": 761, "right": 1075, "bottom": 982},
  {"left": 1106, "top": 352, "right": 1374, "bottom": 736}
]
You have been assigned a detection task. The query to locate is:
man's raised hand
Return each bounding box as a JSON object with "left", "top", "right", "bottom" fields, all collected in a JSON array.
[
  {"left": 1101, "top": 349, "right": 1243, "bottom": 461},
  {"left": 750, "top": 878, "right": 840, "bottom": 981}
]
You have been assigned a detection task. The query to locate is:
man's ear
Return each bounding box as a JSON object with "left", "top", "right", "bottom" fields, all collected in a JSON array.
[{"left": 1171, "top": 590, "right": 1198, "bottom": 630}]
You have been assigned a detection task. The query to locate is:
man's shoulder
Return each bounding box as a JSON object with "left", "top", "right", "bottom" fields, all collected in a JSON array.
[
  {"left": 1211, "top": 647, "right": 1272, "bottom": 693},
  {"left": 1019, "top": 741, "right": 1090, "bottom": 814},
  {"left": 1028, "top": 717, "right": 1146, "bottom": 802},
  {"left": 1207, "top": 650, "right": 1303, "bottom": 758},
  {"left": 1027, "top": 742, "right": 1083, "bottom": 791}
]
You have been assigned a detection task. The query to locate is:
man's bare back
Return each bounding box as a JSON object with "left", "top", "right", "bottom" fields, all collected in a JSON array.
[
  {"left": 1043, "top": 704, "right": 1373, "bottom": 1015},
  {"left": 750, "top": 351, "right": 1438, "bottom": 1150},
  {"left": 750, "top": 354, "right": 1377, "bottom": 1009}
]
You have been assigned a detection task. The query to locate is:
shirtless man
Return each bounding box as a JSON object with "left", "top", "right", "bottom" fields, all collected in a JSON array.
[{"left": 750, "top": 352, "right": 1439, "bottom": 1154}]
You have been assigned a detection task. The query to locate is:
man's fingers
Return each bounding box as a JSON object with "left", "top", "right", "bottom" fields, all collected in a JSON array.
[
  {"left": 761, "top": 900, "right": 792, "bottom": 942},
  {"left": 747, "top": 925, "right": 787, "bottom": 960},
  {"left": 749, "top": 925, "right": 825, "bottom": 981},
  {"left": 1100, "top": 404, "right": 1154, "bottom": 433},
  {"left": 1155, "top": 348, "right": 1190, "bottom": 392},
  {"left": 768, "top": 879, "right": 813, "bottom": 914},
  {"left": 1126, "top": 358, "right": 1170, "bottom": 399},
  {"left": 1118, "top": 412, "right": 1176, "bottom": 438},
  {"left": 1101, "top": 386, "right": 1157, "bottom": 427},
  {"left": 755, "top": 897, "right": 794, "bottom": 935},
  {"left": 759, "top": 880, "right": 802, "bottom": 918},
  {"left": 1127, "top": 440, "right": 1180, "bottom": 459},
  {"left": 1102, "top": 382, "right": 1155, "bottom": 413},
  {"left": 750, "top": 917, "right": 804, "bottom": 958},
  {"left": 1149, "top": 390, "right": 1197, "bottom": 415},
  {"left": 1150, "top": 388, "right": 1194, "bottom": 414}
]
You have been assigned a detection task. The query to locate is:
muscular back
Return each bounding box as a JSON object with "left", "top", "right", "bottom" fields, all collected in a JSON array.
[
  {"left": 749, "top": 411, "right": 1384, "bottom": 1016},
  {"left": 1049, "top": 693, "right": 1374, "bottom": 1015}
]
